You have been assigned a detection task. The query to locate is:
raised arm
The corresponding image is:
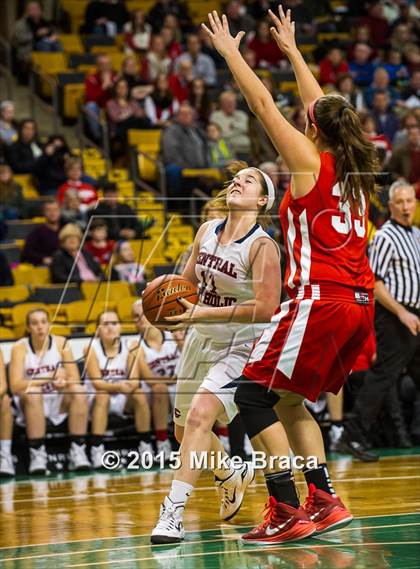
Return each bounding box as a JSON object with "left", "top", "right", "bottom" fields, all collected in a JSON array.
[
  {"left": 268, "top": 6, "right": 324, "bottom": 110},
  {"left": 201, "top": 11, "right": 319, "bottom": 182}
]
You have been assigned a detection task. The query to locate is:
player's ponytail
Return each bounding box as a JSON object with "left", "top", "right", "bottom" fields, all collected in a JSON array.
[{"left": 310, "top": 95, "right": 379, "bottom": 210}]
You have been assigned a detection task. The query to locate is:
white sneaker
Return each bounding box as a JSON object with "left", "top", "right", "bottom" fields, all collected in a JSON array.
[
  {"left": 139, "top": 441, "right": 154, "bottom": 464},
  {"left": 91, "top": 444, "right": 105, "bottom": 469},
  {"left": 216, "top": 460, "right": 255, "bottom": 521},
  {"left": 219, "top": 435, "right": 231, "bottom": 454},
  {"left": 29, "top": 446, "right": 48, "bottom": 475},
  {"left": 68, "top": 443, "right": 91, "bottom": 471},
  {"left": 329, "top": 424, "right": 344, "bottom": 452},
  {"left": 0, "top": 451, "right": 15, "bottom": 476},
  {"left": 150, "top": 496, "right": 185, "bottom": 544},
  {"left": 155, "top": 439, "right": 172, "bottom": 463}
]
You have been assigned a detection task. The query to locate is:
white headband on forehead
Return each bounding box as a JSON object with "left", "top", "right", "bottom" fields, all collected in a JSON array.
[{"left": 254, "top": 168, "right": 276, "bottom": 211}]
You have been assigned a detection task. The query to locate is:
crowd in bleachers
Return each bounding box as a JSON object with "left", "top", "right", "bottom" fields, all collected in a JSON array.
[{"left": 0, "top": 0, "right": 419, "bottom": 475}]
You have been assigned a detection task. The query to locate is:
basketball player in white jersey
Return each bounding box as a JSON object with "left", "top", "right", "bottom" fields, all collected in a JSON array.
[
  {"left": 151, "top": 163, "right": 281, "bottom": 543},
  {"left": 130, "top": 300, "right": 183, "bottom": 461},
  {"left": 0, "top": 348, "right": 15, "bottom": 476},
  {"left": 85, "top": 310, "right": 152, "bottom": 468},
  {"left": 9, "top": 308, "right": 91, "bottom": 474}
]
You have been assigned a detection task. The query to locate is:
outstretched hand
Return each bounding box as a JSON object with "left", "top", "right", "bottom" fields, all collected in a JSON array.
[
  {"left": 268, "top": 5, "right": 297, "bottom": 56},
  {"left": 201, "top": 10, "right": 245, "bottom": 58}
]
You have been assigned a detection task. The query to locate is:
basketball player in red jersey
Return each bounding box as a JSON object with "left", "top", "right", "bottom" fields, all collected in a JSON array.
[{"left": 202, "top": 6, "right": 379, "bottom": 544}]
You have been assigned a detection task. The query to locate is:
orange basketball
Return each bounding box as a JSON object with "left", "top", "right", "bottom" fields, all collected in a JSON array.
[{"left": 142, "top": 274, "right": 198, "bottom": 325}]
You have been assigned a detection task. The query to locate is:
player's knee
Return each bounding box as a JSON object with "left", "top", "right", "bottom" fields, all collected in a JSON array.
[
  {"left": 20, "top": 389, "right": 43, "bottom": 403},
  {"left": 235, "top": 379, "right": 279, "bottom": 439},
  {"left": 152, "top": 383, "right": 168, "bottom": 397},
  {"left": 185, "top": 404, "right": 214, "bottom": 432}
]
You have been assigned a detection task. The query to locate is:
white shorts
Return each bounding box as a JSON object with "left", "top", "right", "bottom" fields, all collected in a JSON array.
[
  {"left": 14, "top": 393, "right": 67, "bottom": 427},
  {"left": 174, "top": 327, "right": 254, "bottom": 427},
  {"left": 141, "top": 381, "right": 176, "bottom": 409}
]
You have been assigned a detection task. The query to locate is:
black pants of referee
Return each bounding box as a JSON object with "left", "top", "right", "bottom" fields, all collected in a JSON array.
[{"left": 349, "top": 303, "right": 420, "bottom": 434}]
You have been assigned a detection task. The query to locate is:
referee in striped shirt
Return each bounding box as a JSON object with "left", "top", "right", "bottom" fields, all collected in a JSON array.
[{"left": 339, "top": 180, "right": 420, "bottom": 461}]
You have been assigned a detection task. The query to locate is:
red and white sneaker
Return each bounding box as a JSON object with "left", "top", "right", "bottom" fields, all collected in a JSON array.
[
  {"left": 241, "top": 496, "right": 316, "bottom": 545},
  {"left": 303, "top": 483, "right": 353, "bottom": 535}
]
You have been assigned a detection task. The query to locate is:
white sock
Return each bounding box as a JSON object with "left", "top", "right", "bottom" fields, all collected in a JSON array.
[
  {"left": 168, "top": 480, "right": 193, "bottom": 507},
  {"left": 0, "top": 440, "right": 12, "bottom": 454}
]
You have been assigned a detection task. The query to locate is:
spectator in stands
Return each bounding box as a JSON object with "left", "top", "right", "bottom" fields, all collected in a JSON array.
[
  {"left": 0, "top": 251, "right": 13, "bottom": 286},
  {"left": 0, "top": 164, "right": 25, "bottom": 220},
  {"left": 188, "top": 78, "right": 211, "bottom": 126},
  {"left": 336, "top": 74, "right": 365, "bottom": 111},
  {"left": 119, "top": 55, "right": 153, "bottom": 101},
  {"left": 371, "top": 90, "right": 401, "bottom": 143},
  {"left": 225, "top": 0, "right": 256, "bottom": 36},
  {"left": 388, "top": 125, "right": 420, "bottom": 184},
  {"left": 358, "top": 1, "right": 390, "bottom": 48},
  {"left": 33, "top": 134, "right": 69, "bottom": 195},
  {"left": 384, "top": 49, "right": 410, "bottom": 84},
  {"left": 57, "top": 158, "right": 98, "bottom": 211},
  {"left": 365, "top": 67, "right": 401, "bottom": 109},
  {"left": 84, "top": 54, "right": 117, "bottom": 141},
  {"left": 21, "top": 199, "right": 62, "bottom": 266},
  {"left": 0, "top": 101, "right": 17, "bottom": 146},
  {"left": 319, "top": 47, "right": 349, "bottom": 87},
  {"left": 144, "top": 34, "right": 171, "bottom": 82},
  {"left": 198, "top": 25, "right": 226, "bottom": 70},
  {"left": 61, "top": 189, "right": 88, "bottom": 230},
  {"left": 51, "top": 223, "right": 104, "bottom": 284},
  {"left": 162, "top": 14, "right": 183, "bottom": 43},
  {"left": 161, "top": 25, "right": 182, "bottom": 61},
  {"left": 400, "top": 70, "right": 420, "bottom": 109},
  {"left": 393, "top": 111, "right": 420, "bottom": 147},
  {"left": 84, "top": 0, "right": 129, "bottom": 36},
  {"left": 206, "top": 122, "right": 235, "bottom": 169},
  {"left": 391, "top": 23, "right": 413, "bottom": 52},
  {"left": 84, "top": 218, "right": 115, "bottom": 265},
  {"left": 403, "top": 42, "right": 420, "bottom": 75},
  {"left": 123, "top": 10, "right": 152, "bottom": 53},
  {"left": 209, "top": 91, "right": 250, "bottom": 160},
  {"left": 347, "top": 25, "right": 377, "bottom": 62},
  {"left": 161, "top": 103, "right": 208, "bottom": 198},
  {"left": 175, "top": 34, "right": 217, "bottom": 86},
  {"left": 113, "top": 241, "right": 146, "bottom": 283},
  {"left": 169, "top": 59, "right": 193, "bottom": 104},
  {"left": 147, "top": 0, "right": 192, "bottom": 34},
  {"left": 247, "top": 18, "right": 283, "bottom": 69},
  {"left": 106, "top": 78, "right": 151, "bottom": 142},
  {"left": 13, "top": 1, "right": 61, "bottom": 81},
  {"left": 91, "top": 182, "right": 140, "bottom": 240},
  {"left": 144, "top": 73, "right": 180, "bottom": 126},
  {"left": 349, "top": 42, "right": 375, "bottom": 87},
  {"left": 291, "top": 106, "right": 306, "bottom": 133},
  {"left": 360, "top": 112, "right": 392, "bottom": 160},
  {"left": 5, "top": 119, "right": 42, "bottom": 175},
  {"left": 9, "top": 308, "right": 90, "bottom": 474}
]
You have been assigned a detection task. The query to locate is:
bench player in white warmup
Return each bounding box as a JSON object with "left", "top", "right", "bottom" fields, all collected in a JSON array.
[
  {"left": 130, "top": 300, "right": 182, "bottom": 461},
  {"left": 151, "top": 163, "right": 281, "bottom": 543},
  {"left": 84, "top": 310, "right": 152, "bottom": 468},
  {"left": 9, "top": 308, "right": 90, "bottom": 474}
]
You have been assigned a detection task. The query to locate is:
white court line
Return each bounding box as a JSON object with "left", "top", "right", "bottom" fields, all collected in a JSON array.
[
  {"left": 65, "top": 542, "right": 420, "bottom": 568},
  {"left": 0, "top": 512, "right": 419, "bottom": 554},
  {"left": 1, "top": 522, "right": 420, "bottom": 563},
  {"left": 3, "top": 474, "right": 420, "bottom": 505}
]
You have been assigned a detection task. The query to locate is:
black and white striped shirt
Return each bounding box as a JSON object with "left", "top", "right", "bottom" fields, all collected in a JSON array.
[{"left": 369, "top": 219, "right": 420, "bottom": 309}]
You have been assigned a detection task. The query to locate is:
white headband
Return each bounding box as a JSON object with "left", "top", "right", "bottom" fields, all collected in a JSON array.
[{"left": 254, "top": 168, "right": 276, "bottom": 211}]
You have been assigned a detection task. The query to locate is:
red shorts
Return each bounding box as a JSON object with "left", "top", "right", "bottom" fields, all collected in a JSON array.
[{"left": 243, "top": 284, "right": 374, "bottom": 402}]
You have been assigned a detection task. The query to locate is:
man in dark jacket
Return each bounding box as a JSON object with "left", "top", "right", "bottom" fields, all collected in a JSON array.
[
  {"left": 5, "top": 119, "right": 43, "bottom": 175},
  {"left": 21, "top": 200, "right": 62, "bottom": 266},
  {"left": 89, "top": 182, "right": 142, "bottom": 240}
]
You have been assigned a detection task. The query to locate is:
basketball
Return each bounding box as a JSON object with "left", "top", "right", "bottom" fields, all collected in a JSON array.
[{"left": 142, "top": 274, "right": 199, "bottom": 325}]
